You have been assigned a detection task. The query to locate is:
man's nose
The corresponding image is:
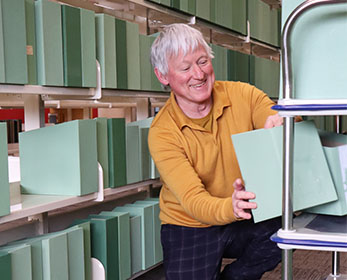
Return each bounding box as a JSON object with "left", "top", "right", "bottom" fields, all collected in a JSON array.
[{"left": 192, "top": 64, "right": 204, "bottom": 79}]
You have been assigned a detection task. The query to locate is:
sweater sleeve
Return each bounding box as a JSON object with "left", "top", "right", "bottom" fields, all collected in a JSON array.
[{"left": 148, "top": 125, "right": 239, "bottom": 226}]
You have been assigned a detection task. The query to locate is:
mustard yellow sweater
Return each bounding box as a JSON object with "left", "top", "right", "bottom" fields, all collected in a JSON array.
[{"left": 148, "top": 81, "right": 277, "bottom": 227}]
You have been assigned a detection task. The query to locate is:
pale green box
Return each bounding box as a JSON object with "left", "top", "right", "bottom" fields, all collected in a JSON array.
[
  {"left": 232, "top": 121, "right": 338, "bottom": 223},
  {"left": 69, "top": 220, "right": 92, "bottom": 280},
  {"left": 196, "top": 0, "right": 210, "bottom": 21},
  {"left": 214, "top": 0, "right": 246, "bottom": 35},
  {"left": 126, "top": 125, "right": 142, "bottom": 184},
  {"left": 127, "top": 117, "right": 157, "bottom": 180},
  {"left": 306, "top": 132, "right": 347, "bottom": 216},
  {"left": 9, "top": 238, "right": 43, "bottom": 280},
  {"left": 100, "top": 211, "right": 131, "bottom": 280},
  {"left": 280, "top": 0, "right": 347, "bottom": 99},
  {"left": 248, "top": 0, "right": 280, "bottom": 47},
  {"left": 227, "top": 49, "right": 250, "bottom": 83},
  {"left": 35, "top": 0, "right": 64, "bottom": 86},
  {"left": 61, "top": 227, "right": 85, "bottom": 280},
  {"left": 42, "top": 233, "right": 69, "bottom": 280},
  {"left": 114, "top": 204, "right": 154, "bottom": 270},
  {"left": 95, "top": 13, "right": 117, "bottom": 89},
  {"left": 19, "top": 119, "right": 98, "bottom": 196},
  {"left": 211, "top": 44, "right": 227, "bottom": 81},
  {"left": 250, "top": 55, "right": 280, "bottom": 99},
  {"left": 0, "top": 244, "right": 32, "bottom": 280},
  {"left": 0, "top": 0, "right": 28, "bottom": 84},
  {"left": 126, "top": 21, "right": 141, "bottom": 90},
  {"left": 129, "top": 215, "right": 142, "bottom": 275},
  {"left": 0, "top": 123, "right": 10, "bottom": 217},
  {"left": 80, "top": 8, "right": 96, "bottom": 88},
  {"left": 135, "top": 199, "right": 163, "bottom": 263},
  {"left": 0, "top": 0, "right": 5, "bottom": 83},
  {"left": 139, "top": 34, "right": 152, "bottom": 91}
]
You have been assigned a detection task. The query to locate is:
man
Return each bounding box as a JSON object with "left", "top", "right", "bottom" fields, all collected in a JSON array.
[{"left": 148, "top": 23, "right": 283, "bottom": 280}]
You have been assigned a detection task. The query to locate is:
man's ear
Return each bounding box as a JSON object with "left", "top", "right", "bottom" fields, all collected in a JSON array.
[{"left": 154, "top": 68, "right": 169, "bottom": 86}]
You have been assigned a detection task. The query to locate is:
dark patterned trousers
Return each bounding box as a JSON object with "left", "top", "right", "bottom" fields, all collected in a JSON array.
[{"left": 161, "top": 217, "right": 282, "bottom": 280}]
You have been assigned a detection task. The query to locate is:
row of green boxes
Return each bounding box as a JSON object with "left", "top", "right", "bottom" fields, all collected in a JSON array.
[
  {"left": 211, "top": 44, "right": 280, "bottom": 98},
  {"left": 17, "top": 117, "right": 159, "bottom": 198},
  {"left": 0, "top": 198, "right": 162, "bottom": 280},
  {"left": 147, "top": 0, "right": 281, "bottom": 47},
  {"left": 0, "top": 223, "right": 87, "bottom": 280},
  {"left": 0, "top": 0, "right": 163, "bottom": 91}
]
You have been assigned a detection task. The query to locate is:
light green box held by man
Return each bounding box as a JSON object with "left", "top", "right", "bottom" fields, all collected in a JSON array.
[{"left": 232, "top": 121, "right": 338, "bottom": 223}]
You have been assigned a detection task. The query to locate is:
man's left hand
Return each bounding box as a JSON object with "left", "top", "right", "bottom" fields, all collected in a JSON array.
[{"left": 264, "top": 113, "right": 283, "bottom": 129}]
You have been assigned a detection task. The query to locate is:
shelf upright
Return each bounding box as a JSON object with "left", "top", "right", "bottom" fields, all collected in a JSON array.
[{"left": 274, "top": 1, "right": 347, "bottom": 279}]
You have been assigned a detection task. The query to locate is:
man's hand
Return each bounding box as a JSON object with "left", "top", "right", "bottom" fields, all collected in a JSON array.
[
  {"left": 232, "top": 178, "right": 257, "bottom": 220},
  {"left": 264, "top": 113, "right": 283, "bottom": 129}
]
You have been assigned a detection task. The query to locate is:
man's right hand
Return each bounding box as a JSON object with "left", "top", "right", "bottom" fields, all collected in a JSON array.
[{"left": 232, "top": 178, "right": 257, "bottom": 220}]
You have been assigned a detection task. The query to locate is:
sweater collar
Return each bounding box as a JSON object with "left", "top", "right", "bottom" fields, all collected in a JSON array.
[{"left": 168, "top": 81, "right": 232, "bottom": 130}]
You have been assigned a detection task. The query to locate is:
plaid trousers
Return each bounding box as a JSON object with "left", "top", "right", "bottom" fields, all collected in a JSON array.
[{"left": 161, "top": 217, "right": 282, "bottom": 280}]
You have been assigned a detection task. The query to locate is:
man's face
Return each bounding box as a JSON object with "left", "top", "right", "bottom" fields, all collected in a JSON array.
[{"left": 157, "top": 45, "right": 215, "bottom": 108}]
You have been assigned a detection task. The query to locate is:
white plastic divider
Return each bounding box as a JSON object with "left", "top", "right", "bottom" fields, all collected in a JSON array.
[
  {"left": 91, "top": 257, "right": 106, "bottom": 280},
  {"left": 94, "top": 162, "right": 104, "bottom": 202}
]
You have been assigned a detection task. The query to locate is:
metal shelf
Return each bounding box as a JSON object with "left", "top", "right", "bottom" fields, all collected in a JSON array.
[{"left": 0, "top": 179, "right": 160, "bottom": 226}]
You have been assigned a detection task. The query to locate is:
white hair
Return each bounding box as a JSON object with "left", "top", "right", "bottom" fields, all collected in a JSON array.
[{"left": 150, "top": 23, "right": 214, "bottom": 76}]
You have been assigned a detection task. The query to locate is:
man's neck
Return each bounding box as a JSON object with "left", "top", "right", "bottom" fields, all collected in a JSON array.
[{"left": 175, "top": 96, "right": 213, "bottom": 119}]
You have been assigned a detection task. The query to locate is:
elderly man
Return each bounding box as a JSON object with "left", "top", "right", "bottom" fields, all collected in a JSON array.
[{"left": 148, "top": 23, "right": 283, "bottom": 280}]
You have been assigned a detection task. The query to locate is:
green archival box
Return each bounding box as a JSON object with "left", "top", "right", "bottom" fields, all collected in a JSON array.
[
  {"left": 1, "top": 0, "right": 28, "bottom": 84},
  {"left": 88, "top": 216, "right": 119, "bottom": 280},
  {"left": 227, "top": 49, "right": 250, "bottom": 83},
  {"left": 107, "top": 118, "right": 127, "bottom": 188},
  {"left": 0, "top": 251, "right": 11, "bottom": 280},
  {"left": 41, "top": 233, "right": 69, "bottom": 280},
  {"left": 61, "top": 4, "right": 82, "bottom": 87},
  {"left": 127, "top": 117, "right": 155, "bottom": 180},
  {"left": 249, "top": 55, "right": 280, "bottom": 99},
  {"left": 211, "top": 44, "right": 227, "bottom": 81},
  {"left": 248, "top": 0, "right": 280, "bottom": 47},
  {"left": 0, "top": 123, "right": 10, "bottom": 217},
  {"left": 99, "top": 211, "right": 131, "bottom": 280},
  {"left": 126, "top": 125, "right": 142, "bottom": 184},
  {"left": 115, "top": 204, "right": 154, "bottom": 269},
  {"left": 306, "top": 132, "right": 347, "bottom": 216},
  {"left": 126, "top": 21, "right": 141, "bottom": 90},
  {"left": 35, "top": 0, "right": 64, "bottom": 86},
  {"left": 69, "top": 220, "right": 92, "bottom": 280},
  {"left": 129, "top": 215, "right": 142, "bottom": 275},
  {"left": 19, "top": 119, "right": 98, "bottom": 196},
  {"left": 80, "top": 8, "right": 96, "bottom": 88},
  {"left": 0, "top": 244, "right": 32, "bottom": 280},
  {"left": 139, "top": 35, "right": 152, "bottom": 91},
  {"left": 232, "top": 121, "right": 338, "bottom": 223},
  {"left": 179, "top": 0, "right": 196, "bottom": 15},
  {"left": 25, "top": 0, "right": 38, "bottom": 85},
  {"left": 95, "top": 13, "right": 117, "bottom": 89},
  {"left": 115, "top": 18, "right": 127, "bottom": 89},
  {"left": 135, "top": 200, "right": 163, "bottom": 263},
  {"left": 96, "top": 118, "right": 109, "bottom": 188},
  {"left": 214, "top": 0, "right": 246, "bottom": 35},
  {"left": 0, "top": 0, "right": 5, "bottom": 83},
  {"left": 9, "top": 237, "right": 43, "bottom": 280}
]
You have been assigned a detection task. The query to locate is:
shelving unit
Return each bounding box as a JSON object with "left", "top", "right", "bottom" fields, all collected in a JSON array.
[{"left": 272, "top": 0, "right": 347, "bottom": 279}]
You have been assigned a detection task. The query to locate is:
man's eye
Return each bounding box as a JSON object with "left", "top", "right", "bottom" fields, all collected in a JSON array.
[{"left": 199, "top": 60, "right": 208, "bottom": 65}]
